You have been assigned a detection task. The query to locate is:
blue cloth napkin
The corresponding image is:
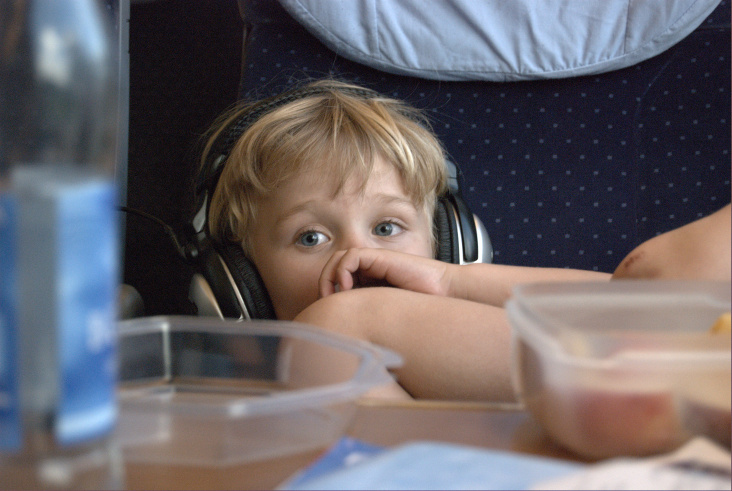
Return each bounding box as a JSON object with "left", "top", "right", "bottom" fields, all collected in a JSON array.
[{"left": 281, "top": 438, "right": 581, "bottom": 490}]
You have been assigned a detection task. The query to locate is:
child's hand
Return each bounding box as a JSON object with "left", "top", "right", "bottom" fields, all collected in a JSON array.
[{"left": 318, "top": 248, "right": 451, "bottom": 298}]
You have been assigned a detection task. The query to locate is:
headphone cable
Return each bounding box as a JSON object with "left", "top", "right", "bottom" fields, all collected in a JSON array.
[{"left": 118, "top": 206, "right": 190, "bottom": 259}]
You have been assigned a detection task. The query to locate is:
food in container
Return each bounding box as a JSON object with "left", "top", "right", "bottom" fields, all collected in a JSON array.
[{"left": 507, "top": 280, "right": 731, "bottom": 459}]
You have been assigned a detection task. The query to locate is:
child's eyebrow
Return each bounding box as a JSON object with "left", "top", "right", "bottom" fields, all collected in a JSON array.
[
  {"left": 275, "top": 193, "right": 419, "bottom": 226},
  {"left": 371, "top": 193, "right": 417, "bottom": 207},
  {"left": 274, "top": 200, "right": 320, "bottom": 226},
  {"left": 354, "top": 193, "right": 421, "bottom": 215}
]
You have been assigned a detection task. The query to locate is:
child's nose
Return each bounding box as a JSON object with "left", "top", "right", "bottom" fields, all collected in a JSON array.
[{"left": 338, "top": 230, "right": 372, "bottom": 250}]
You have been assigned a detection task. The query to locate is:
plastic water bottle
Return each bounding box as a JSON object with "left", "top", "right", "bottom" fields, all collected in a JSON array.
[{"left": 0, "top": 0, "right": 123, "bottom": 489}]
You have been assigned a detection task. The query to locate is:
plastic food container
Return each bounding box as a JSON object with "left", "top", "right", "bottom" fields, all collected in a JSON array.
[
  {"left": 506, "top": 280, "right": 731, "bottom": 459},
  {"left": 114, "top": 316, "right": 401, "bottom": 466}
]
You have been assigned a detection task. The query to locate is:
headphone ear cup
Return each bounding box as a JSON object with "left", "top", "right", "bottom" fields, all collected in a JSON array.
[
  {"left": 433, "top": 196, "right": 460, "bottom": 264},
  {"left": 216, "top": 242, "right": 276, "bottom": 320}
]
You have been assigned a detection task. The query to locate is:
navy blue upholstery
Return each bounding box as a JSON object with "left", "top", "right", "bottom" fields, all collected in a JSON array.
[{"left": 237, "top": 0, "right": 731, "bottom": 273}]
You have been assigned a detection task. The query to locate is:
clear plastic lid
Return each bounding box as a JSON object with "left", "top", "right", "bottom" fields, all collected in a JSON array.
[
  {"left": 117, "top": 315, "right": 403, "bottom": 417},
  {"left": 507, "top": 280, "right": 731, "bottom": 361}
]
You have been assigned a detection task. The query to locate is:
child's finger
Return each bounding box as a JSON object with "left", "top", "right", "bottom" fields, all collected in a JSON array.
[
  {"left": 320, "top": 249, "right": 383, "bottom": 297},
  {"left": 319, "top": 250, "right": 351, "bottom": 297}
]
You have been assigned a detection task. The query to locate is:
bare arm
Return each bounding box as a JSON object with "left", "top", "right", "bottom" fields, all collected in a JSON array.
[
  {"left": 443, "top": 262, "right": 610, "bottom": 307},
  {"left": 295, "top": 287, "right": 516, "bottom": 402},
  {"left": 319, "top": 248, "right": 610, "bottom": 308},
  {"left": 613, "top": 204, "right": 731, "bottom": 280}
]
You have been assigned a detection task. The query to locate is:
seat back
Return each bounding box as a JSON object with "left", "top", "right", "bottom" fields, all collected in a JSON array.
[{"left": 237, "top": 0, "right": 730, "bottom": 273}]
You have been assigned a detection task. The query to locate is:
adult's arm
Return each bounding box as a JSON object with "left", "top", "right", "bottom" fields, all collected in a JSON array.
[{"left": 613, "top": 204, "right": 731, "bottom": 280}]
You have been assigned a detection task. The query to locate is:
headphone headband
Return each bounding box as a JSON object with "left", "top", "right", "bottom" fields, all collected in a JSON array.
[{"left": 195, "top": 84, "right": 380, "bottom": 205}]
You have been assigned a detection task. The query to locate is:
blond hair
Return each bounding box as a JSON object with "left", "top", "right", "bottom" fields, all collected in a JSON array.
[{"left": 203, "top": 80, "right": 447, "bottom": 256}]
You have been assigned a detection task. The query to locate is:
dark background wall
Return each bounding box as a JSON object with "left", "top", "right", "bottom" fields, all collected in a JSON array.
[{"left": 124, "top": 0, "right": 243, "bottom": 315}]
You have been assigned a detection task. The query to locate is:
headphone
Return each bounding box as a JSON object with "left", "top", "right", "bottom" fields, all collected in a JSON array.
[{"left": 185, "top": 83, "right": 493, "bottom": 320}]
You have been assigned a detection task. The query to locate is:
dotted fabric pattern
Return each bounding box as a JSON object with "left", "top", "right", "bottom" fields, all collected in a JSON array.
[{"left": 238, "top": 0, "right": 731, "bottom": 273}]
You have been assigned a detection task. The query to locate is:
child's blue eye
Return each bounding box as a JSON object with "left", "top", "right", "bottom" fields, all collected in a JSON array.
[
  {"left": 297, "top": 231, "right": 327, "bottom": 247},
  {"left": 373, "top": 221, "right": 402, "bottom": 237}
]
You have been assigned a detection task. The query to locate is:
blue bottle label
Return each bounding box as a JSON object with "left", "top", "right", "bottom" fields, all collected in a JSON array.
[
  {"left": 2, "top": 168, "right": 119, "bottom": 449},
  {"left": 0, "top": 192, "right": 22, "bottom": 451},
  {"left": 54, "top": 180, "right": 119, "bottom": 445}
]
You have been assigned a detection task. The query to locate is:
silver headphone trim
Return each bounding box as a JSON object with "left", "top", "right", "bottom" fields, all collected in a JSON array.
[
  {"left": 450, "top": 206, "right": 493, "bottom": 265},
  {"left": 188, "top": 260, "right": 250, "bottom": 321},
  {"left": 192, "top": 194, "right": 208, "bottom": 234},
  {"left": 217, "top": 254, "right": 250, "bottom": 320},
  {"left": 188, "top": 273, "right": 224, "bottom": 318},
  {"left": 473, "top": 214, "right": 494, "bottom": 264}
]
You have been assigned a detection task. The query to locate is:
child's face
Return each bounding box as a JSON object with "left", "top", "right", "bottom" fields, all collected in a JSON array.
[{"left": 249, "top": 156, "right": 434, "bottom": 320}]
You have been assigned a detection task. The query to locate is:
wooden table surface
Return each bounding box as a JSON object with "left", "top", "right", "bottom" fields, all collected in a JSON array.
[{"left": 123, "top": 399, "right": 588, "bottom": 490}]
